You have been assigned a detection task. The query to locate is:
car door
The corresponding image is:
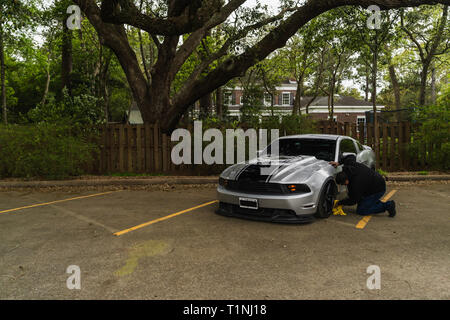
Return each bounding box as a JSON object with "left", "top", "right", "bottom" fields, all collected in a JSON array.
[{"left": 335, "top": 138, "right": 359, "bottom": 197}]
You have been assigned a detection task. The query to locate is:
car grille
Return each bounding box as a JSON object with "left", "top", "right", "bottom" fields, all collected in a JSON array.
[{"left": 226, "top": 180, "right": 285, "bottom": 195}]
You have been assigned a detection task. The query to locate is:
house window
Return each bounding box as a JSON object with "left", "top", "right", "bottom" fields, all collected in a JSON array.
[
  {"left": 264, "top": 92, "right": 272, "bottom": 106},
  {"left": 224, "top": 92, "right": 232, "bottom": 105},
  {"left": 357, "top": 116, "right": 366, "bottom": 132},
  {"left": 264, "top": 93, "right": 272, "bottom": 105},
  {"left": 329, "top": 115, "right": 338, "bottom": 122},
  {"left": 282, "top": 93, "right": 291, "bottom": 105}
]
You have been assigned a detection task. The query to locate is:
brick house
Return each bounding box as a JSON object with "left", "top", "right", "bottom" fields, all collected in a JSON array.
[{"left": 225, "top": 80, "right": 384, "bottom": 127}]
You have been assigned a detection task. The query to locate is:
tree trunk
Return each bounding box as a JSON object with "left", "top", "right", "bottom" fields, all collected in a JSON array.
[
  {"left": 99, "top": 52, "right": 111, "bottom": 122},
  {"left": 364, "top": 63, "right": 370, "bottom": 102},
  {"left": 293, "top": 77, "right": 303, "bottom": 115},
  {"left": 419, "top": 62, "right": 430, "bottom": 107},
  {"left": 431, "top": 62, "right": 436, "bottom": 105},
  {"left": 388, "top": 64, "right": 401, "bottom": 121},
  {"left": 0, "top": 23, "right": 6, "bottom": 124},
  {"left": 61, "top": 19, "right": 73, "bottom": 94},
  {"left": 372, "top": 31, "right": 379, "bottom": 167},
  {"left": 199, "top": 92, "right": 212, "bottom": 119},
  {"left": 330, "top": 74, "right": 336, "bottom": 120},
  {"left": 215, "top": 87, "right": 223, "bottom": 120},
  {"left": 41, "top": 57, "right": 51, "bottom": 105}
]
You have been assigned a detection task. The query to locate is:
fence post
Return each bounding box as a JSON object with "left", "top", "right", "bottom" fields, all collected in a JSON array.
[
  {"left": 126, "top": 125, "right": 132, "bottom": 172},
  {"left": 162, "top": 133, "right": 168, "bottom": 172},
  {"left": 153, "top": 124, "right": 160, "bottom": 172},
  {"left": 136, "top": 125, "right": 142, "bottom": 173},
  {"left": 344, "top": 122, "right": 349, "bottom": 136},
  {"left": 399, "top": 122, "right": 404, "bottom": 170},
  {"left": 350, "top": 123, "right": 356, "bottom": 139},
  {"left": 404, "top": 121, "right": 411, "bottom": 170},
  {"left": 118, "top": 125, "right": 125, "bottom": 172},
  {"left": 358, "top": 123, "right": 365, "bottom": 144},
  {"left": 389, "top": 124, "right": 396, "bottom": 171},
  {"left": 144, "top": 124, "right": 151, "bottom": 172},
  {"left": 382, "top": 123, "right": 388, "bottom": 170},
  {"left": 367, "top": 123, "right": 373, "bottom": 149}
]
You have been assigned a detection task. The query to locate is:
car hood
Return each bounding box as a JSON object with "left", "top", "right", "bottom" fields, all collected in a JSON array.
[{"left": 220, "top": 155, "right": 335, "bottom": 184}]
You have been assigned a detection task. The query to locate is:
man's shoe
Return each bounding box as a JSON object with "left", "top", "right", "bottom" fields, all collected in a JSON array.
[{"left": 387, "top": 201, "right": 396, "bottom": 217}]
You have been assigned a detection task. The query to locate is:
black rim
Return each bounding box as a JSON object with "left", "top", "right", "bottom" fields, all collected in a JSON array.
[{"left": 321, "top": 183, "right": 334, "bottom": 213}]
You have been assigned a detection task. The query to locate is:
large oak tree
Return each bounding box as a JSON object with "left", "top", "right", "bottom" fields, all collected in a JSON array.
[{"left": 74, "top": 0, "right": 449, "bottom": 132}]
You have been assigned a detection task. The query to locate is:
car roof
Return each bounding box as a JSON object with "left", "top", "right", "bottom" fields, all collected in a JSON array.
[{"left": 278, "top": 134, "right": 350, "bottom": 141}]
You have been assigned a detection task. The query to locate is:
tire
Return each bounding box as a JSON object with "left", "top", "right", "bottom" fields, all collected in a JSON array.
[{"left": 314, "top": 181, "right": 336, "bottom": 219}]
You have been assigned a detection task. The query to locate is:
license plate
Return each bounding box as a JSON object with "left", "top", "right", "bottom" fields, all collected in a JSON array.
[{"left": 239, "top": 197, "right": 258, "bottom": 210}]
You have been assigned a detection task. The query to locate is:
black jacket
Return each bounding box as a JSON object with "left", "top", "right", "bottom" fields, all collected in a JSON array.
[{"left": 338, "top": 155, "right": 386, "bottom": 206}]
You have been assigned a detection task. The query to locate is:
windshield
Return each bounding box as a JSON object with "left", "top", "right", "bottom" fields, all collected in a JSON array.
[{"left": 266, "top": 138, "right": 336, "bottom": 161}]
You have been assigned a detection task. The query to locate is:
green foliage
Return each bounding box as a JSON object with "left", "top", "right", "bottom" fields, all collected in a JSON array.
[
  {"left": 240, "top": 86, "right": 264, "bottom": 128},
  {"left": 409, "top": 101, "right": 450, "bottom": 170},
  {"left": 377, "top": 168, "right": 388, "bottom": 177},
  {"left": 280, "top": 115, "right": 317, "bottom": 135},
  {"left": 0, "top": 124, "right": 98, "bottom": 179},
  {"left": 27, "top": 88, "right": 104, "bottom": 130}
]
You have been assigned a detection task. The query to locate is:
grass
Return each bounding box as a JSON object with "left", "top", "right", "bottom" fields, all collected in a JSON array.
[
  {"left": 377, "top": 168, "right": 388, "bottom": 177},
  {"left": 417, "top": 171, "right": 429, "bottom": 175}
]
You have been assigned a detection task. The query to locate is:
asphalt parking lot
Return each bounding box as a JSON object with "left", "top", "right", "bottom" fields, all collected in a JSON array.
[{"left": 0, "top": 182, "right": 449, "bottom": 299}]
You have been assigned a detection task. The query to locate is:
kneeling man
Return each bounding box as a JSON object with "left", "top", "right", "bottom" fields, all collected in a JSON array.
[{"left": 330, "top": 155, "right": 396, "bottom": 217}]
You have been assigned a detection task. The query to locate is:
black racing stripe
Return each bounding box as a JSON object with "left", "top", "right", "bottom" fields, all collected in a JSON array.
[{"left": 235, "top": 163, "right": 251, "bottom": 180}]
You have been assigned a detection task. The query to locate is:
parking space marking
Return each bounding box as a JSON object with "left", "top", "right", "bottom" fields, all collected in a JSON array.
[
  {"left": 25, "top": 195, "right": 118, "bottom": 233},
  {"left": 114, "top": 200, "right": 218, "bottom": 236},
  {"left": 0, "top": 191, "right": 120, "bottom": 215},
  {"left": 356, "top": 189, "right": 397, "bottom": 229}
]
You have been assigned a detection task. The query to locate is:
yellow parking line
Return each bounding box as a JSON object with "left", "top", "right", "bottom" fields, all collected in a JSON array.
[
  {"left": 114, "top": 200, "right": 219, "bottom": 236},
  {"left": 356, "top": 189, "right": 397, "bottom": 229},
  {"left": 0, "top": 191, "right": 120, "bottom": 215}
]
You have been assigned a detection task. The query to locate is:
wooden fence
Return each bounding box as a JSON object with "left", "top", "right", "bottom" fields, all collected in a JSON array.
[
  {"left": 316, "top": 120, "right": 430, "bottom": 171},
  {"left": 93, "top": 121, "right": 432, "bottom": 174}
]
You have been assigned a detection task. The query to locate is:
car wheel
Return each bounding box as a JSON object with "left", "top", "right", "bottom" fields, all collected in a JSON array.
[{"left": 314, "top": 181, "right": 336, "bottom": 219}]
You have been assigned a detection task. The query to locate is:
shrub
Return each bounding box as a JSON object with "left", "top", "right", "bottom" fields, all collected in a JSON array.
[
  {"left": 409, "top": 102, "right": 449, "bottom": 171},
  {"left": 280, "top": 114, "right": 317, "bottom": 135},
  {"left": 27, "top": 88, "right": 104, "bottom": 135},
  {"left": 0, "top": 124, "right": 99, "bottom": 179}
]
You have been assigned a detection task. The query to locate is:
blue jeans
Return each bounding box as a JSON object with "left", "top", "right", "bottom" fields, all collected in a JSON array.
[{"left": 356, "top": 190, "right": 392, "bottom": 215}]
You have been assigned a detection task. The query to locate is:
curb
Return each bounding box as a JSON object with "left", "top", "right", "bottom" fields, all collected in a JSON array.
[
  {"left": 385, "top": 175, "right": 450, "bottom": 182},
  {"left": 0, "top": 177, "right": 219, "bottom": 188},
  {"left": 0, "top": 175, "right": 449, "bottom": 189}
]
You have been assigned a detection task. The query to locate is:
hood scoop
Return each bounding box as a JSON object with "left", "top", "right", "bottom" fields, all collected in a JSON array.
[{"left": 237, "top": 164, "right": 273, "bottom": 182}]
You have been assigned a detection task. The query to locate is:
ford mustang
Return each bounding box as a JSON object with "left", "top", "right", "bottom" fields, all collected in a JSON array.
[{"left": 216, "top": 134, "right": 376, "bottom": 223}]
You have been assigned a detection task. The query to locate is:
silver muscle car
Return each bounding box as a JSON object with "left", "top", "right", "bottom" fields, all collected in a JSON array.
[{"left": 216, "top": 134, "right": 376, "bottom": 223}]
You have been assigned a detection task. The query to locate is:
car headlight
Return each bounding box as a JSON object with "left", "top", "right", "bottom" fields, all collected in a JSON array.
[
  {"left": 284, "top": 184, "right": 311, "bottom": 193},
  {"left": 219, "top": 177, "right": 229, "bottom": 187}
]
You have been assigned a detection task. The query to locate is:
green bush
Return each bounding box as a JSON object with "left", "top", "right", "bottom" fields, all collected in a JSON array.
[
  {"left": 27, "top": 88, "right": 104, "bottom": 135},
  {"left": 0, "top": 124, "right": 99, "bottom": 179},
  {"left": 409, "top": 102, "right": 449, "bottom": 171},
  {"left": 280, "top": 114, "right": 317, "bottom": 135}
]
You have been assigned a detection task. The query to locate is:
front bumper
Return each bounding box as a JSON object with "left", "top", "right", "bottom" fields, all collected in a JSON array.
[{"left": 216, "top": 185, "right": 317, "bottom": 223}]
